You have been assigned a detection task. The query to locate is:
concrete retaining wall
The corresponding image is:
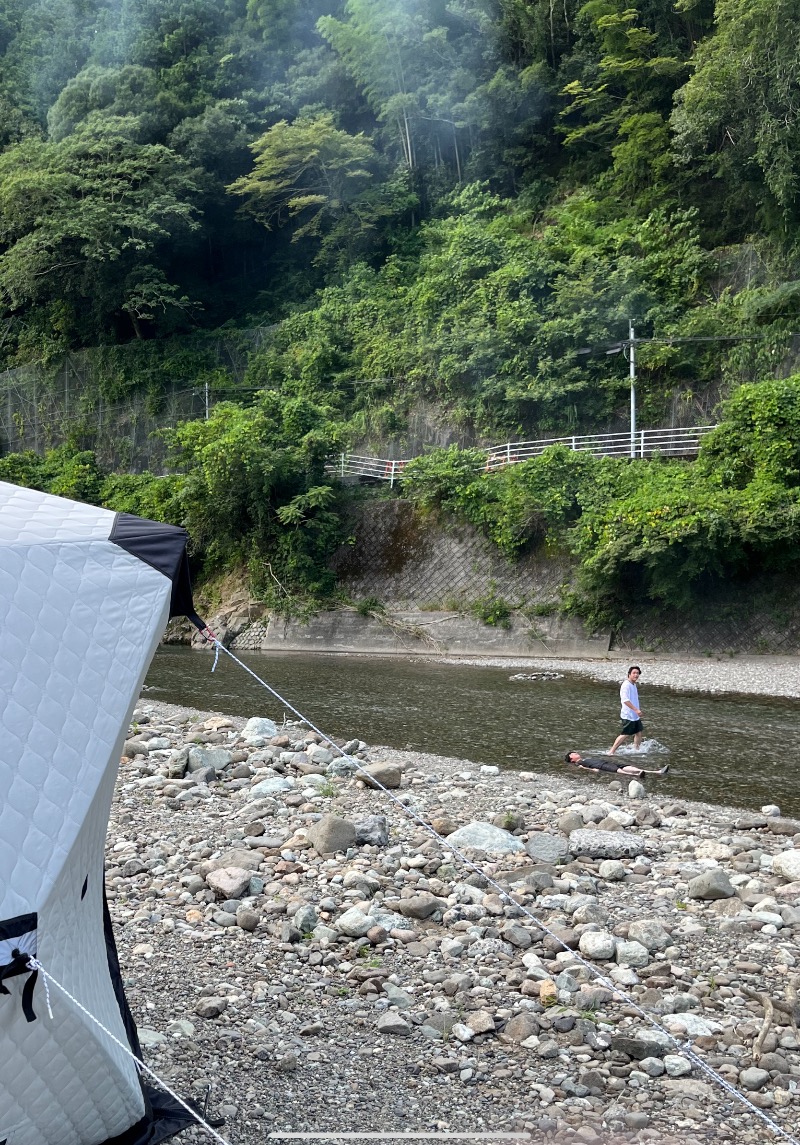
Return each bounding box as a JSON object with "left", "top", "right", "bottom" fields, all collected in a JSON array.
[
  {"left": 203, "top": 608, "right": 611, "bottom": 659},
  {"left": 177, "top": 498, "right": 800, "bottom": 659}
]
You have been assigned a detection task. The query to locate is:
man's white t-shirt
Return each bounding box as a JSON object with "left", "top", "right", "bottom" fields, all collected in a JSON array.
[{"left": 620, "top": 679, "right": 639, "bottom": 720}]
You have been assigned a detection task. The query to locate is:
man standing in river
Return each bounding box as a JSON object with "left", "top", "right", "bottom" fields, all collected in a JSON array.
[{"left": 609, "top": 665, "right": 644, "bottom": 754}]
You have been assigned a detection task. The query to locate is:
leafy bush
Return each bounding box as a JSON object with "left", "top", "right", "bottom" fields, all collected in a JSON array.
[
  {"left": 470, "top": 589, "right": 513, "bottom": 629},
  {"left": 0, "top": 445, "right": 104, "bottom": 504},
  {"left": 100, "top": 471, "right": 184, "bottom": 525},
  {"left": 699, "top": 376, "right": 800, "bottom": 488},
  {"left": 0, "top": 389, "right": 349, "bottom": 612},
  {"left": 402, "top": 443, "right": 600, "bottom": 556}
]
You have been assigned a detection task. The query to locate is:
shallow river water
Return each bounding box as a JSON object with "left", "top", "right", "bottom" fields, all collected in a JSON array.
[{"left": 144, "top": 648, "right": 800, "bottom": 818}]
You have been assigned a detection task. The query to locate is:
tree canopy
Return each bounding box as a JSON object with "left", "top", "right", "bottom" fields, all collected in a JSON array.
[{"left": 3, "top": 0, "right": 800, "bottom": 616}]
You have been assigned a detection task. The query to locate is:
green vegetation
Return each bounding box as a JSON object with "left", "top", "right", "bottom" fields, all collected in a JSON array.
[
  {"left": 1, "top": 390, "right": 348, "bottom": 609},
  {"left": 470, "top": 585, "right": 514, "bottom": 629},
  {"left": 315, "top": 779, "right": 339, "bottom": 797},
  {"left": 2, "top": 1, "right": 800, "bottom": 618},
  {"left": 402, "top": 376, "right": 800, "bottom": 623}
]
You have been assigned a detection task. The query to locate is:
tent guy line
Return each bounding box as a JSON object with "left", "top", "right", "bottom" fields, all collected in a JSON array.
[
  {"left": 207, "top": 636, "right": 800, "bottom": 1145},
  {"left": 24, "top": 957, "right": 234, "bottom": 1145},
  {"left": 27, "top": 958, "right": 52, "bottom": 1019}
]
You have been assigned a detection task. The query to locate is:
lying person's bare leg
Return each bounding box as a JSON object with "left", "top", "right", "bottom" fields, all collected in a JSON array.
[{"left": 620, "top": 763, "right": 669, "bottom": 777}]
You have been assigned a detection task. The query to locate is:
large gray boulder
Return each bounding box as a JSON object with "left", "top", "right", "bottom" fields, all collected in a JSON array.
[
  {"left": 578, "top": 930, "right": 616, "bottom": 960},
  {"left": 307, "top": 745, "right": 335, "bottom": 766},
  {"left": 382, "top": 982, "right": 413, "bottom": 1010},
  {"left": 687, "top": 868, "right": 735, "bottom": 899},
  {"left": 615, "top": 939, "right": 650, "bottom": 967},
  {"left": 206, "top": 867, "right": 253, "bottom": 899},
  {"left": 249, "top": 776, "right": 295, "bottom": 797},
  {"left": 354, "top": 814, "right": 389, "bottom": 847},
  {"left": 661, "top": 1013, "right": 722, "bottom": 1036},
  {"left": 367, "top": 904, "right": 413, "bottom": 931},
  {"left": 768, "top": 817, "right": 800, "bottom": 836},
  {"left": 739, "top": 1067, "right": 770, "bottom": 1091},
  {"left": 294, "top": 905, "right": 319, "bottom": 933},
  {"left": 342, "top": 870, "right": 381, "bottom": 897},
  {"left": 611, "top": 1029, "right": 671, "bottom": 1059},
  {"left": 525, "top": 833, "right": 570, "bottom": 864},
  {"left": 327, "top": 758, "right": 359, "bottom": 777},
  {"left": 627, "top": 918, "right": 671, "bottom": 951},
  {"left": 568, "top": 828, "right": 648, "bottom": 859},
  {"left": 395, "top": 893, "right": 446, "bottom": 920},
  {"left": 307, "top": 814, "right": 357, "bottom": 855},
  {"left": 598, "top": 859, "right": 626, "bottom": 881},
  {"left": 186, "top": 746, "right": 233, "bottom": 774},
  {"left": 773, "top": 850, "right": 800, "bottom": 881},
  {"left": 199, "top": 849, "right": 262, "bottom": 876},
  {"left": 500, "top": 1013, "right": 540, "bottom": 1044},
  {"left": 361, "top": 762, "right": 403, "bottom": 789},
  {"left": 242, "top": 717, "right": 278, "bottom": 743},
  {"left": 335, "top": 907, "right": 372, "bottom": 937},
  {"left": 376, "top": 1013, "right": 411, "bottom": 1036},
  {"left": 301, "top": 772, "right": 334, "bottom": 789},
  {"left": 445, "top": 822, "right": 526, "bottom": 855}
]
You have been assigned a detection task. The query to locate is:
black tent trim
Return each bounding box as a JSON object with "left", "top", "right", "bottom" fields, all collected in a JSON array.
[
  {"left": 0, "top": 912, "right": 39, "bottom": 1022},
  {"left": 0, "top": 914, "right": 36, "bottom": 944},
  {"left": 101, "top": 891, "right": 195, "bottom": 1144},
  {"left": 106, "top": 512, "right": 206, "bottom": 1143},
  {"left": 109, "top": 513, "right": 205, "bottom": 629}
]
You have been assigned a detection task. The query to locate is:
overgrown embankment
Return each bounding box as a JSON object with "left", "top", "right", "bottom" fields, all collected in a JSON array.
[
  {"left": 393, "top": 376, "right": 800, "bottom": 639},
  {"left": 5, "top": 374, "right": 800, "bottom": 655}
]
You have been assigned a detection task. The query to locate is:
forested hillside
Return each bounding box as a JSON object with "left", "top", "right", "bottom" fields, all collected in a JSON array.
[{"left": 1, "top": 0, "right": 800, "bottom": 622}]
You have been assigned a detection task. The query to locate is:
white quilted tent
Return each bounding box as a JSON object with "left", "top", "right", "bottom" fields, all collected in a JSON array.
[{"left": 0, "top": 481, "right": 201, "bottom": 1145}]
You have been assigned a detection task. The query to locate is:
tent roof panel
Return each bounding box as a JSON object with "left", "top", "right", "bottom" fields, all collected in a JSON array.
[{"left": 0, "top": 481, "right": 114, "bottom": 545}]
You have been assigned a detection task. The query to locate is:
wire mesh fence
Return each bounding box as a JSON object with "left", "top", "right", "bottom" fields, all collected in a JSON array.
[
  {"left": 331, "top": 498, "right": 569, "bottom": 609},
  {"left": 0, "top": 328, "right": 277, "bottom": 473}
]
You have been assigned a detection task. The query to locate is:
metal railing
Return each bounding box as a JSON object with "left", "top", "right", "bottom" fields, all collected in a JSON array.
[{"left": 329, "top": 424, "right": 718, "bottom": 484}]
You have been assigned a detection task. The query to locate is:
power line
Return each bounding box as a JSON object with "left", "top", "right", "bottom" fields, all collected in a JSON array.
[
  {"left": 576, "top": 330, "right": 800, "bottom": 356},
  {"left": 576, "top": 325, "right": 800, "bottom": 456}
]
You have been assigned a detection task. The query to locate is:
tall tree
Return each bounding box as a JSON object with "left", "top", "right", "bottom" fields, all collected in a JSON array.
[
  {"left": 0, "top": 113, "right": 201, "bottom": 346},
  {"left": 228, "top": 109, "right": 388, "bottom": 262},
  {"left": 672, "top": 0, "right": 800, "bottom": 233}
]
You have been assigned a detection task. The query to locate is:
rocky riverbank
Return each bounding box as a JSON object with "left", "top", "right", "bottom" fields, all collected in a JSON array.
[
  {"left": 111, "top": 700, "right": 800, "bottom": 1145},
  {"left": 445, "top": 655, "right": 800, "bottom": 700}
]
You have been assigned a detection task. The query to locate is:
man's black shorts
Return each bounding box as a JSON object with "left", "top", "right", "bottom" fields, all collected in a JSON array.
[
  {"left": 620, "top": 718, "right": 643, "bottom": 735},
  {"left": 584, "top": 759, "right": 622, "bottom": 773}
]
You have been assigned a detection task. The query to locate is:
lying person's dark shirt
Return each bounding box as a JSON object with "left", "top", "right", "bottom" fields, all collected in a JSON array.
[{"left": 573, "top": 756, "right": 621, "bottom": 773}]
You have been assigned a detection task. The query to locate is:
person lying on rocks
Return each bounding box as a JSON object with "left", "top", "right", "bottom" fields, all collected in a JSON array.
[{"left": 564, "top": 750, "right": 669, "bottom": 778}]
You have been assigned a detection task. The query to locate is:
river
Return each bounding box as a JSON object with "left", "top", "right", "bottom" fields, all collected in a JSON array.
[{"left": 144, "top": 647, "right": 800, "bottom": 818}]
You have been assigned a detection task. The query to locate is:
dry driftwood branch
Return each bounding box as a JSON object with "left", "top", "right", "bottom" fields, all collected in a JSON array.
[
  {"left": 752, "top": 993, "right": 774, "bottom": 1061},
  {"left": 742, "top": 974, "right": 800, "bottom": 1060}
]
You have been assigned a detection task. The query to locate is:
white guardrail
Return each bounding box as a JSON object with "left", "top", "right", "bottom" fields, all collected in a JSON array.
[{"left": 329, "top": 424, "right": 718, "bottom": 485}]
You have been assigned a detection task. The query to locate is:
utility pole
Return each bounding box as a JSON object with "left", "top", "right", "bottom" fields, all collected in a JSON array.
[
  {"left": 578, "top": 326, "right": 792, "bottom": 460},
  {"left": 629, "top": 319, "right": 636, "bottom": 458}
]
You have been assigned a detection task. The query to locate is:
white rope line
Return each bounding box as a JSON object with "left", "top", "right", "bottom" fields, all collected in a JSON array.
[
  {"left": 211, "top": 638, "right": 800, "bottom": 1145},
  {"left": 26, "top": 958, "right": 234, "bottom": 1145},
  {"left": 35, "top": 959, "right": 53, "bottom": 1019}
]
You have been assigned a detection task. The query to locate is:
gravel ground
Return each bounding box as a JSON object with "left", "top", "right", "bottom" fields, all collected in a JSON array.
[
  {"left": 443, "top": 656, "right": 800, "bottom": 699},
  {"left": 105, "top": 698, "right": 800, "bottom": 1145}
]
